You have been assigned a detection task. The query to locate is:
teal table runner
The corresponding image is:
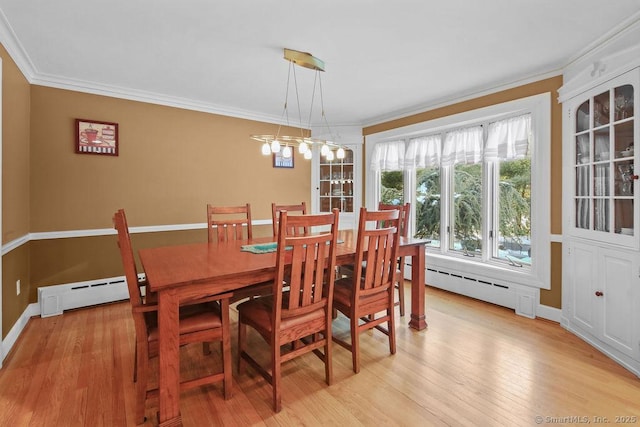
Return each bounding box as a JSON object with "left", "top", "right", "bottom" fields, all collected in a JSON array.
[
  {"left": 240, "top": 242, "right": 280, "bottom": 254},
  {"left": 241, "top": 240, "right": 343, "bottom": 254}
]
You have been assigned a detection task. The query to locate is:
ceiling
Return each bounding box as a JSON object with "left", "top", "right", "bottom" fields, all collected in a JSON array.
[{"left": 2, "top": 1, "right": 640, "bottom": 130}]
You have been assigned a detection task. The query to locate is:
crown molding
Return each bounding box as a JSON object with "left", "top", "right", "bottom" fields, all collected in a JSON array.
[
  {"left": 562, "top": 10, "right": 640, "bottom": 71},
  {"left": 0, "top": 13, "right": 305, "bottom": 127},
  {"left": 362, "top": 69, "right": 562, "bottom": 128},
  {"left": 0, "top": 7, "right": 36, "bottom": 80},
  {"left": 30, "top": 72, "right": 293, "bottom": 126}
]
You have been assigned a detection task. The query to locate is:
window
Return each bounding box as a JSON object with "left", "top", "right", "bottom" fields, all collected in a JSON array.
[
  {"left": 381, "top": 171, "right": 404, "bottom": 205},
  {"left": 366, "top": 93, "right": 550, "bottom": 290},
  {"left": 415, "top": 165, "right": 441, "bottom": 248},
  {"left": 371, "top": 139, "right": 406, "bottom": 204}
]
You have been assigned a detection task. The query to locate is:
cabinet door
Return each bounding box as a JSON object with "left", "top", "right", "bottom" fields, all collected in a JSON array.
[
  {"left": 599, "top": 247, "right": 640, "bottom": 359},
  {"left": 318, "top": 148, "right": 355, "bottom": 213},
  {"left": 569, "top": 241, "right": 599, "bottom": 334},
  {"left": 312, "top": 143, "right": 362, "bottom": 229},
  {"left": 568, "top": 70, "right": 638, "bottom": 248}
]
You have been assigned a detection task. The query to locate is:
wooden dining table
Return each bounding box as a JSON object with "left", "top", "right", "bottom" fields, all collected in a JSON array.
[{"left": 139, "top": 229, "right": 428, "bottom": 426}]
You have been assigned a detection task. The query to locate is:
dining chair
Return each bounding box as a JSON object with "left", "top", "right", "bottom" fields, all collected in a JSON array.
[
  {"left": 332, "top": 207, "right": 401, "bottom": 374},
  {"left": 271, "top": 201, "right": 307, "bottom": 237},
  {"left": 378, "top": 202, "right": 410, "bottom": 316},
  {"left": 114, "top": 209, "right": 233, "bottom": 424},
  {"left": 237, "top": 208, "right": 340, "bottom": 412},
  {"left": 207, "top": 203, "right": 272, "bottom": 302},
  {"left": 207, "top": 203, "right": 253, "bottom": 243},
  {"left": 116, "top": 208, "right": 156, "bottom": 305}
]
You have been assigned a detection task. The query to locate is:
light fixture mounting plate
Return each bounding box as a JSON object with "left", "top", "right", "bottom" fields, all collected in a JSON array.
[{"left": 284, "top": 48, "right": 325, "bottom": 72}]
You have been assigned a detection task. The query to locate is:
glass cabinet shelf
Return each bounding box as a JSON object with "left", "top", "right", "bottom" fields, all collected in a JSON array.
[
  {"left": 319, "top": 148, "right": 355, "bottom": 213},
  {"left": 573, "top": 82, "right": 635, "bottom": 237}
]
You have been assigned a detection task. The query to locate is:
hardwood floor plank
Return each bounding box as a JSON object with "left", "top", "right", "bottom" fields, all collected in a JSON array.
[{"left": 1, "top": 284, "right": 639, "bottom": 426}]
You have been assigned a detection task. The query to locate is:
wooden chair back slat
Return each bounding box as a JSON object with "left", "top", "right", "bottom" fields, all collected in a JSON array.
[
  {"left": 378, "top": 202, "right": 410, "bottom": 316},
  {"left": 113, "top": 209, "right": 144, "bottom": 308},
  {"left": 207, "top": 203, "right": 252, "bottom": 243},
  {"left": 354, "top": 208, "right": 400, "bottom": 297},
  {"left": 271, "top": 201, "right": 307, "bottom": 237},
  {"left": 378, "top": 202, "right": 410, "bottom": 237},
  {"left": 275, "top": 209, "right": 338, "bottom": 320}
]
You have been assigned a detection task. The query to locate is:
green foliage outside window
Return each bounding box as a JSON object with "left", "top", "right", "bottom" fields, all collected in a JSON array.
[
  {"left": 380, "top": 171, "right": 404, "bottom": 205},
  {"left": 414, "top": 158, "right": 530, "bottom": 258}
]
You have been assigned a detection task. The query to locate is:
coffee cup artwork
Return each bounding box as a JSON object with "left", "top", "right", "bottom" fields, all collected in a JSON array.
[{"left": 75, "top": 119, "right": 119, "bottom": 156}]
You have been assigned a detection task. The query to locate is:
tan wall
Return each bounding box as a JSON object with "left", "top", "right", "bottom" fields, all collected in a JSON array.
[
  {"left": 30, "top": 86, "right": 310, "bottom": 230},
  {"left": 2, "top": 44, "right": 30, "bottom": 242},
  {"left": 364, "top": 76, "right": 563, "bottom": 308},
  {"left": 25, "top": 87, "right": 311, "bottom": 291},
  {"left": 1, "top": 43, "right": 32, "bottom": 338}
]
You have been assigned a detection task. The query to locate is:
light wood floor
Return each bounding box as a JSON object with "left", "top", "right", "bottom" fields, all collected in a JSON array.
[{"left": 1, "top": 284, "right": 639, "bottom": 426}]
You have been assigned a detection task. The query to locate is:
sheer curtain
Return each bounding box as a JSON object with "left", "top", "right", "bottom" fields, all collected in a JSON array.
[
  {"left": 441, "top": 126, "right": 484, "bottom": 166},
  {"left": 370, "top": 140, "right": 406, "bottom": 209},
  {"left": 370, "top": 140, "right": 406, "bottom": 172},
  {"left": 485, "top": 114, "right": 531, "bottom": 161},
  {"left": 405, "top": 134, "right": 441, "bottom": 169}
]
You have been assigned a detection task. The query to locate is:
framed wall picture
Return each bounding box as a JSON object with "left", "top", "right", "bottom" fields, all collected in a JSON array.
[
  {"left": 75, "top": 118, "right": 119, "bottom": 156},
  {"left": 273, "top": 151, "right": 294, "bottom": 168}
]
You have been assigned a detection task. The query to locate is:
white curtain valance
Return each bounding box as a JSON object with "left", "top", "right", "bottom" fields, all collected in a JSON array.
[
  {"left": 405, "top": 134, "right": 442, "bottom": 169},
  {"left": 485, "top": 114, "right": 531, "bottom": 161},
  {"left": 441, "top": 126, "right": 484, "bottom": 166},
  {"left": 370, "top": 140, "right": 406, "bottom": 171}
]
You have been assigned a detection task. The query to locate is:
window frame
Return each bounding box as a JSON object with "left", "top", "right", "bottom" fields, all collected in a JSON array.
[{"left": 365, "top": 93, "right": 551, "bottom": 290}]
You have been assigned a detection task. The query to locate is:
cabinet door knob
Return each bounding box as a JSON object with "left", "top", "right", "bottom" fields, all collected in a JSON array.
[
  {"left": 595, "top": 291, "right": 604, "bottom": 297},
  {"left": 632, "top": 175, "right": 639, "bottom": 180}
]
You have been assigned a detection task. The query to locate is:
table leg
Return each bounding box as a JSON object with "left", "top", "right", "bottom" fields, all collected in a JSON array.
[
  {"left": 158, "top": 288, "right": 182, "bottom": 426},
  {"left": 408, "top": 244, "right": 427, "bottom": 330}
]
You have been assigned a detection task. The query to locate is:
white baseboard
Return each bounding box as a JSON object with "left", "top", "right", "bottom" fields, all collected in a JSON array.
[
  {"left": 1, "top": 302, "right": 39, "bottom": 365},
  {"left": 536, "top": 304, "right": 561, "bottom": 322}
]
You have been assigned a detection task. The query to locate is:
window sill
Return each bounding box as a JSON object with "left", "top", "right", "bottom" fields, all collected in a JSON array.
[{"left": 421, "top": 250, "right": 547, "bottom": 289}]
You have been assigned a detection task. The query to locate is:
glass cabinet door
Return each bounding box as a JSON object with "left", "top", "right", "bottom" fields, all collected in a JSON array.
[
  {"left": 573, "top": 83, "right": 635, "bottom": 237},
  {"left": 318, "top": 148, "right": 355, "bottom": 213}
]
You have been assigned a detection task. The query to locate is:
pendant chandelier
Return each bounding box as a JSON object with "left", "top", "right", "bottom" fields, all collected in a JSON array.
[{"left": 250, "top": 48, "right": 345, "bottom": 161}]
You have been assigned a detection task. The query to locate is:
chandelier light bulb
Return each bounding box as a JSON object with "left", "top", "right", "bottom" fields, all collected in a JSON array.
[
  {"left": 321, "top": 144, "right": 330, "bottom": 156},
  {"left": 326, "top": 150, "right": 335, "bottom": 161},
  {"left": 304, "top": 150, "right": 313, "bottom": 160},
  {"left": 261, "top": 142, "right": 271, "bottom": 155},
  {"left": 270, "top": 139, "right": 281, "bottom": 153},
  {"left": 336, "top": 147, "right": 345, "bottom": 159},
  {"left": 298, "top": 141, "right": 309, "bottom": 154},
  {"left": 282, "top": 145, "right": 292, "bottom": 158}
]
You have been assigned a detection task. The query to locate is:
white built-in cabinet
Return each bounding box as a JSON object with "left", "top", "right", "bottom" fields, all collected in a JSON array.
[
  {"left": 311, "top": 140, "right": 362, "bottom": 230},
  {"left": 568, "top": 242, "right": 640, "bottom": 364},
  {"left": 560, "top": 27, "right": 640, "bottom": 377}
]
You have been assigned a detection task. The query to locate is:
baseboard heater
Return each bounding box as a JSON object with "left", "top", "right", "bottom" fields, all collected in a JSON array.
[
  {"left": 38, "top": 275, "right": 130, "bottom": 318},
  {"left": 422, "top": 266, "right": 537, "bottom": 318}
]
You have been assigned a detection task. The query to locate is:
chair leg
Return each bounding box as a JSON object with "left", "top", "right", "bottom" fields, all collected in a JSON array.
[
  {"left": 388, "top": 307, "right": 397, "bottom": 355},
  {"left": 324, "top": 322, "right": 333, "bottom": 385},
  {"left": 397, "top": 280, "right": 405, "bottom": 317},
  {"left": 133, "top": 340, "right": 138, "bottom": 383},
  {"left": 272, "top": 338, "right": 282, "bottom": 413},
  {"left": 221, "top": 298, "right": 233, "bottom": 399},
  {"left": 135, "top": 344, "right": 148, "bottom": 424},
  {"left": 351, "top": 313, "right": 360, "bottom": 374},
  {"left": 237, "top": 320, "right": 246, "bottom": 374}
]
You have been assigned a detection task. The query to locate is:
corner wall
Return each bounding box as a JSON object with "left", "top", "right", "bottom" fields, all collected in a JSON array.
[{"left": 1, "top": 42, "right": 31, "bottom": 339}]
